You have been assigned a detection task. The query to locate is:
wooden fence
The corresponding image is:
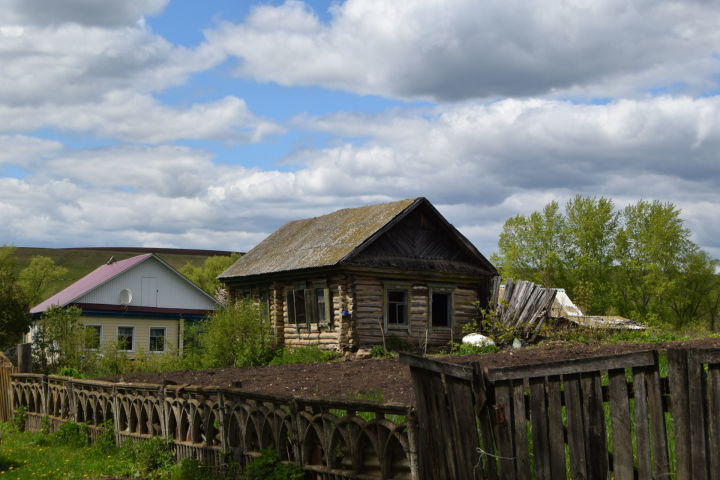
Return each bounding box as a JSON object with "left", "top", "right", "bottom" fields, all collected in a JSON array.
[
  {"left": 0, "top": 366, "right": 16, "bottom": 422},
  {"left": 10, "top": 374, "right": 418, "bottom": 479},
  {"left": 402, "top": 346, "right": 720, "bottom": 480}
]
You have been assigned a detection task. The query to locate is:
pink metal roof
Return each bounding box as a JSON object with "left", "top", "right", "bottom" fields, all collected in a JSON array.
[{"left": 30, "top": 254, "right": 152, "bottom": 314}]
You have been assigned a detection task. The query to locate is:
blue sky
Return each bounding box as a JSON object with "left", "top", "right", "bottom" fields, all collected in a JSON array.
[{"left": 1, "top": 0, "right": 720, "bottom": 259}]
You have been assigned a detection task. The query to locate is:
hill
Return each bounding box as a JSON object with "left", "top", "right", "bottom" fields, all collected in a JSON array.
[{"left": 9, "top": 246, "right": 240, "bottom": 303}]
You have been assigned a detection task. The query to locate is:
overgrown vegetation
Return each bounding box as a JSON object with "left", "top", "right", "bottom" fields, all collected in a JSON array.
[
  {"left": 241, "top": 448, "right": 303, "bottom": 480},
  {"left": 180, "top": 253, "right": 240, "bottom": 296},
  {"left": 492, "top": 195, "right": 720, "bottom": 329},
  {"left": 269, "top": 345, "right": 339, "bottom": 365}
]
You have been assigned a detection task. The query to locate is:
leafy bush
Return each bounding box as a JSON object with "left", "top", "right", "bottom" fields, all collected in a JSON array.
[
  {"left": 13, "top": 405, "right": 27, "bottom": 432},
  {"left": 118, "top": 436, "right": 175, "bottom": 478},
  {"left": 94, "top": 419, "right": 116, "bottom": 454},
  {"left": 169, "top": 457, "right": 212, "bottom": 480},
  {"left": 199, "top": 299, "right": 277, "bottom": 368},
  {"left": 242, "top": 448, "right": 303, "bottom": 480},
  {"left": 53, "top": 421, "right": 89, "bottom": 447},
  {"left": 57, "top": 366, "right": 83, "bottom": 378},
  {"left": 269, "top": 345, "right": 339, "bottom": 365},
  {"left": 370, "top": 344, "right": 387, "bottom": 358}
]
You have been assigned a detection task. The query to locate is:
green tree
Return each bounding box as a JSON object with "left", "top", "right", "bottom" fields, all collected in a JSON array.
[
  {"left": 493, "top": 196, "right": 718, "bottom": 327},
  {"left": 31, "top": 306, "right": 88, "bottom": 373},
  {"left": 19, "top": 255, "right": 68, "bottom": 306},
  {"left": 0, "top": 246, "right": 31, "bottom": 348},
  {"left": 492, "top": 201, "right": 568, "bottom": 287},
  {"left": 180, "top": 253, "right": 240, "bottom": 297}
]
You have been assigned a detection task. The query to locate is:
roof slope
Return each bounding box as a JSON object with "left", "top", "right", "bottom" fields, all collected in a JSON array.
[
  {"left": 31, "top": 254, "right": 151, "bottom": 314},
  {"left": 220, "top": 197, "right": 497, "bottom": 280},
  {"left": 219, "top": 198, "right": 419, "bottom": 278}
]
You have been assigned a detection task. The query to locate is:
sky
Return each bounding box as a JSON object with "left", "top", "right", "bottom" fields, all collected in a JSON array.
[{"left": 1, "top": 0, "right": 720, "bottom": 260}]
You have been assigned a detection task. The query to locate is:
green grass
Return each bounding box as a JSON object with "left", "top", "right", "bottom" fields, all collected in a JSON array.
[{"left": 0, "top": 423, "right": 127, "bottom": 480}]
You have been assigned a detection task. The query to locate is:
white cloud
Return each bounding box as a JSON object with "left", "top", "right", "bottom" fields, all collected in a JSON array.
[
  {"left": 208, "top": 0, "right": 720, "bottom": 100},
  {"left": 0, "top": 92, "right": 282, "bottom": 143},
  {"left": 0, "top": 0, "right": 168, "bottom": 27},
  {"left": 0, "top": 135, "right": 62, "bottom": 166}
]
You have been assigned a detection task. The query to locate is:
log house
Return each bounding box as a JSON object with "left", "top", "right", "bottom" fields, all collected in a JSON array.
[{"left": 219, "top": 198, "right": 498, "bottom": 350}]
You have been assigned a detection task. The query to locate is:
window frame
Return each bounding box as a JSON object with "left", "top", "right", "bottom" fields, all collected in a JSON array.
[
  {"left": 429, "top": 284, "right": 455, "bottom": 330},
  {"left": 286, "top": 280, "right": 332, "bottom": 330},
  {"left": 117, "top": 326, "right": 135, "bottom": 352},
  {"left": 149, "top": 326, "right": 167, "bottom": 353},
  {"left": 85, "top": 324, "right": 102, "bottom": 350},
  {"left": 384, "top": 281, "right": 411, "bottom": 332}
]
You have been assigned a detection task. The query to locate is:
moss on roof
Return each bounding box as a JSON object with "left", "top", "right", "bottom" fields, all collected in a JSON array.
[{"left": 219, "top": 198, "right": 420, "bottom": 279}]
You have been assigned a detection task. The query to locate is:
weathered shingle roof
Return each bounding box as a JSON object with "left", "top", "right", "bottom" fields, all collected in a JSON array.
[{"left": 219, "top": 198, "right": 420, "bottom": 279}]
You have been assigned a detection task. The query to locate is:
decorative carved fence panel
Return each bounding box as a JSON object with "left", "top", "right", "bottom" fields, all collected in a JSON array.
[
  {"left": 11, "top": 374, "right": 418, "bottom": 480},
  {"left": 405, "top": 347, "right": 720, "bottom": 480}
]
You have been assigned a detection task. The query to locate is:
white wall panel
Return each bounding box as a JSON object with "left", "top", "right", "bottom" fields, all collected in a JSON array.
[{"left": 77, "top": 257, "right": 218, "bottom": 310}]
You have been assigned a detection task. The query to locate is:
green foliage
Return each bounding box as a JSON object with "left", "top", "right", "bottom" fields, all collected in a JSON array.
[
  {"left": 169, "top": 457, "right": 214, "bottom": 480},
  {"left": 40, "top": 416, "right": 51, "bottom": 435},
  {"left": 13, "top": 406, "right": 27, "bottom": 432},
  {"left": 451, "top": 343, "right": 500, "bottom": 356},
  {"left": 93, "top": 420, "right": 116, "bottom": 454},
  {"left": 56, "top": 366, "right": 83, "bottom": 378},
  {"left": 370, "top": 344, "right": 387, "bottom": 358},
  {"left": 31, "top": 305, "right": 87, "bottom": 374},
  {"left": 0, "top": 246, "right": 31, "bottom": 348},
  {"left": 198, "top": 299, "right": 277, "bottom": 368},
  {"left": 52, "top": 421, "right": 89, "bottom": 448},
  {"left": 492, "top": 195, "right": 720, "bottom": 328},
  {"left": 18, "top": 256, "right": 68, "bottom": 306},
  {"left": 180, "top": 253, "right": 240, "bottom": 296},
  {"left": 118, "top": 436, "right": 176, "bottom": 478},
  {"left": 241, "top": 447, "right": 304, "bottom": 480},
  {"left": 269, "top": 345, "right": 339, "bottom": 365}
]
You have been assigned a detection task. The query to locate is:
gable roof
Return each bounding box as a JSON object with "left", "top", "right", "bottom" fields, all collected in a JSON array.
[
  {"left": 219, "top": 197, "right": 496, "bottom": 280},
  {"left": 30, "top": 253, "right": 219, "bottom": 314}
]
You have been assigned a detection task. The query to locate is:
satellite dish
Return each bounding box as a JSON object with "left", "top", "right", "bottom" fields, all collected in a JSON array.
[{"left": 119, "top": 288, "right": 133, "bottom": 306}]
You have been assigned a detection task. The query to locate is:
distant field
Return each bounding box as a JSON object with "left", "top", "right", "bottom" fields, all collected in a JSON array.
[{"left": 9, "top": 246, "right": 239, "bottom": 302}]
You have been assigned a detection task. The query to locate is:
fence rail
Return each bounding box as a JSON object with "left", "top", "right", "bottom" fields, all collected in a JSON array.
[{"left": 10, "top": 374, "right": 417, "bottom": 479}]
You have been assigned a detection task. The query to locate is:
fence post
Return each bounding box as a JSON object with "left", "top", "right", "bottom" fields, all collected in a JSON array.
[{"left": 17, "top": 343, "right": 32, "bottom": 373}]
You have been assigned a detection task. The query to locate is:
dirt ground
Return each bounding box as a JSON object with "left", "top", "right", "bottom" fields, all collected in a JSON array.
[{"left": 102, "top": 337, "right": 720, "bottom": 406}]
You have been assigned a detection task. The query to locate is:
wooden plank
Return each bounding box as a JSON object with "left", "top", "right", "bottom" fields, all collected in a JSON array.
[
  {"left": 708, "top": 365, "right": 720, "bottom": 480},
  {"left": 529, "top": 377, "right": 551, "bottom": 480},
  {"left": 492, "top": 381, "right": 516, "bottom": 480},
  {"left": 632, "top": 368, "right": 652, "bottom": 480},
  {"left": 487, "top": 350, "right": 656, "bottom": 382},
  {"left": 399, "top": 353, "right": 474, "bottom": 381},
  {"left": 645, "top": 359, "right": 669, "bottom": 478},
  {"left": 511, "top": 381, "right": 530, "bottom": 479},
  {"left": 667, "top": 348, "right": 691, "bottom": 480},
  {"left": 608, "top": 368, "right": 633, "bottom": 480},
  {"left": 564, "top": 374, "right": 587, "bottom": 479},
  {"left": 478, "top": 400, "right": 499, "bottom": 480},
  {"left": 687, "top": 350, "right": 709, "bottom": 480},
  {"left": 445, "top": 375, "right": 481, "bottom": 479},
  {"left": 581, "top": 373, "right": 609, "bottom": 480},
  {"left": 545, "top": 375, "right": 566, "bottom": 480}
]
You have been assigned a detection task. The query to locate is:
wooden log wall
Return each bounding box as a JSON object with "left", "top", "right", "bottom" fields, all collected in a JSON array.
[
  {"left": 404, "top": 346, "right": 720, "bottom": 480},
  {"left": 353, "top": 276, "right": 480, "bottom": 348},
  {"left": 10, "top": 374, "right": 417, "bottom": 480},
  {"left": 0, "top": 365, "right": 17, "bottom": 422}
]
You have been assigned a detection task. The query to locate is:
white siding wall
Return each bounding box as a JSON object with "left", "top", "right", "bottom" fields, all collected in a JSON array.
[{"left": 77, "top": 257, "right": 217, "bottom": 310}]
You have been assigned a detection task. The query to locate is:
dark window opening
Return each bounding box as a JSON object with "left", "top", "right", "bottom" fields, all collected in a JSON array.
[
  {"left": 431, "top": 292, "right": 451, "bottom": 327},
  {"left": 387, "top": 290, "right": 408, "bottom": 325}
]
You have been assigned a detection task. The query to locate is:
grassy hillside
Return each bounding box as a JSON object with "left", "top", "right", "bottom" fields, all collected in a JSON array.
[{"left": 9, "top": 247, "right": 239, "bottom": 303}]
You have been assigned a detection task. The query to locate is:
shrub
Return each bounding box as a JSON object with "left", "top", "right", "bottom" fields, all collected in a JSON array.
[
  {"left": 119, "top": 436, "right": 175, "bottom": 478},
  {"left": 53, "top": 421, "right": 89, "bottom": 447},
  {"left": 94, "top": 419, "right": 116, "bottom": 454},
  {"left": 57, "top": 366, "right": 83, "bottom": 378},
  {"left": 13, "top": 405, "right": 27, "bottom": 432},
  {"left": 269, "top": 345, "right": 339, "bottom": 365},
  {"left": 242, "top": 448, "right": 303, "bottom": 480},
  {"left": 450, "top": 342, "right": 500, "bottom": 356},
  {"left": 200, "top": 299, "right": 277, "bottom": 368}
]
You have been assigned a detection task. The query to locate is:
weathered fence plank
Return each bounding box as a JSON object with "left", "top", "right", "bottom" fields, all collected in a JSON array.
[
  {"left": 545, "top": 375, "right": 566, "bottom": 480},
  {"left": 0, "top": 366, "right": 16, "bottom": 422},
  {"left": 608, "top": 368, "right": 633, "bottom": 480},
  {"left": 581, "top": 373, "right": 609, "bottom": 480},
  {"left": 511, "top": 380, "right": 530, "bottom": 479},
  {"left": 529, "top": 377, "right": 551, "bottom": 480},
  {"left": 564, "top": 373, "right": 588, "bottom": 479},
  {"left": 492, "top": 381, "right": 515, "bottom": 480},
  {"left": 667, "top": 348, "right": 691, "bottom": 480},
  {"left": 708, "top": 364, "right": 720, "bottom": 480},
  {"left": 688, "top": 350, "right": 709, "bottom": 480},
  {"left": 632, "top": 367, "right": 652, "bottom": 480}
]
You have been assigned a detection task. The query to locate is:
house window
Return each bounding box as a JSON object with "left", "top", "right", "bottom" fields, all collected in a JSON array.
[
  {"left": 431, "top": 293, "right": 451, "bottom": 327},
  {"left": 384, "top": 282, "right": 410, "bottom": 329},
  {"left": 85, "top": 325, "right": 102, "bottom": 349},
  {"left": 118, "top": 326, "right": 134, "bottom": 351},
  {"left": 430, "top": 285, "right": 454, "bottom": 328},
  {"left": 149, "top": 327, "right": 166, "bottom": 352},
  {"left": 286, "top": 282, "right": 331, "bottom": 328}
]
